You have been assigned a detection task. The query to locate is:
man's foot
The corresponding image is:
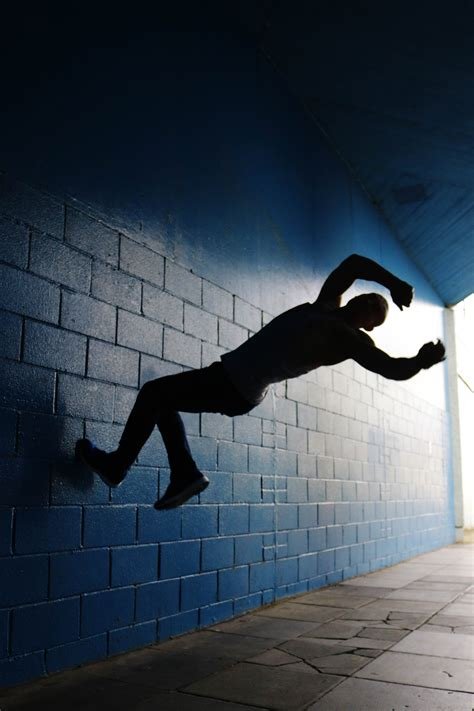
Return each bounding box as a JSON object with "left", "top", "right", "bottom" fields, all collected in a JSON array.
[
  {"left": 75, "top": 439, "right": 128, "bottom": 488},
  {"left": 154, "top": 472, "right": 209, "bottom": 510}
]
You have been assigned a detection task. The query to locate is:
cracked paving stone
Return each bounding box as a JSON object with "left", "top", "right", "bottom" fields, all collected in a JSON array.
[
  {"left": 247, "top": 649, "right": 299, "bottom": 666},
  {"left": 255, "top": 602, "right": 346, "bottom": 622},
  {"left": 210, "top": 614, "right": 319, "bottom": 641},
  {"left": 338, "top": 636, "right": 392, "bottom": 650},
  {"left": 428, "top": 614, "right": 474, "bottom": 628},
  {"left": 301, "top": 620, "right": 366, "bottom": 639},
  {"left": 355, "top": 651, "right": 474, "bottom": 693},
  {"left": 183, "top": 662, "right": 344, "bottom": 710},
  {"left": 310, "top": 653, "right": 371, "bottom": 675},
  {"left": 279, "top": 637, "right": 356, "bottom": 660},
  {"left": 356, "top": 649, "right": 383, "bottom": 658},
  {"left": 354, "top": 626, "right": 409, "bottom": 642}
]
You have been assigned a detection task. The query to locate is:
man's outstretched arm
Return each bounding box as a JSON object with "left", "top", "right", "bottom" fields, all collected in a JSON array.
[
  {"left": 350, "top": 337, "right": 446, "bottom": 380},
  {"left": 315, "top": 254, "right": 414, "bottom": 310}
]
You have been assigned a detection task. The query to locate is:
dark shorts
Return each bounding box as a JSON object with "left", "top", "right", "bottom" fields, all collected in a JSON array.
[{"left": 150, "top": 361, "right": 254, "bottom": 417}]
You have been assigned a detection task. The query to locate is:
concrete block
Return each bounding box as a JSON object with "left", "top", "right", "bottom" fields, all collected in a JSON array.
[
  {"left": 163, "top": 327, "right": 200, "bottom": 367},
  {"left": 14, "top": 507, "right": 81, "bottom": 553},
  {"left": 234, "top": 297, "right": 261, "bottom": 332},
  {"left": 158, "top": 610, "right": 198, "bottom": 640},
  {"left": 182, "top": 505, "right": 218, "bottom": 539},
  {"left": 287, "top": 477, "right": 308, "bottom": 503},
  {"left": 298, "top": 503, "right": 318, "bottom": 529},
  {"left": 234, "top": 415, "right": 261, "bottom": 446},
  {"left": 200, "top": 601, "right": 233, "bottom": 627},
  {"left": 81, "top": 588, "right": 135, "bottom": 636},
  {"left": 0, "top": 175, "right": 64, "bottom": 238},
  {"left": 0, "top": 263, "right": 60, "bottom": 323},
  {"left": 181, "top": 572, "right": 217, "bottom": 610},
  {"left": 165, "top": 261, "right": 201, "bottom": 305},
  {"left": 0, "top": 457, "right": 50, "bottom": 506},
  {"left": 233, "top": 473, "right": 262, "bottom": 503},
  {"left": 218, "top": 441, "right": 248, "bottom": 472},
  {"left": 0, "top": 361, "right": 55, "bottom": 412},
  {"left": 308, "top": 527, "right": 326, "bottom": 552},
  {"left": 234, "top": 533, "right": 263, "bottom": 565},
  {"left": 0, "top": 215, "right": 29, "bottom": 267},
  {"left": 219, "top": 504, "right": 249, "bottom": 535},
  {"left": 11, "top": 598, "right": 80, "bottom": 654},
  {"left": 0, "top": 555, "right": 48, "bottom": 607},
  {"left": 0, "top": 509, "right": 12, "bottom": 555},
  {"left": 249, "top": 504, "right": 275, "bottom": 533},
  {"left": 160, "top": 540, "right": 200, "bottom": 579},
  {"left": 113, "top": 385, "right": 137, "bottom": 424},
  {"left": 82, "top": 506, "right": 137, "bottom": 548},
  {"left": 88, "top": 339, "right": 139, "bottom": 387},
  {"left": 18, "top": 411, "right": 82, "bottom": 460},
  {"left": 57, "top": 373, "right": 114, "bottom": 421},
  {"left": 65, "top": 207, "right": 119, "bottom": 265},
  {"left": 46, "top": 635, "right": 108, "bottom": 675},
  {"left": 108, "top": 621, "right": 156, "bottom": 657},
  {"left": 249, "top": 560, "right": 275, "bottom": 592},
  {"left": 137, "top": 505, "right": 181, "bottom": 544},
  {"left": 218, "top": 565, "right": 249, "bottom": 600},
  {"left": 142, "top": 285, "right": 183, "bottom": 328},
  {"left": 30, "top": 233, "right": 91, "bottom": 292},
  {"left": 135, "top": 578, "right": 180, "bottom": 623},
  {"left": 184, "top": 303, "right": 218, "bottom": 343},
  {"left": 111, "top": 545, "right": 158, "bottom": 586},
  {"left": 0, "top": 310, "right": 22, "bottom": 359},
  {"left": 24, "top": 321, "right": 86, "bottom": 374},
  {"left": 218, "top": 319, "right": 247, "bottom": 350},
  {"left": 120, "top": 237, "right": 164, "bottom": 287},
  {"left": 276, "top": 504, "right": 298, "bottom": 530},
  {"left": 276, "top": 397, "right": 296, "bottom": 425},
  {"left": 297, "top": 403, "right": 317, "bottom": 429},
  {"left": 92, "top": 261, "right": 142, "bottom": 313},
  {"left": 0, "top": 653, "right": 45, "bottom": 688},
  {"left": 202, "top": 281, "right": 233, "bottom": 319},
  {"left": 61, "top": 291, "right": 115, "bottom": 341},
  {"left": 202, "top": 537, "right": 234, "bottom": 572},
  {"left": 50, "top": 549, "right": 109, "bottom": 598},
  {"left": 118, "top": 309, "right": 163, "bottom": 357},
  {"left": 0, "top": 408, "right": 17, "bottom": 457}
]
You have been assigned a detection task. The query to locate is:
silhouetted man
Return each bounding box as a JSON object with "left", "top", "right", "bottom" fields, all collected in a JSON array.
[{"left": 76, "top": 254, "right": 445, "bottom": 509}]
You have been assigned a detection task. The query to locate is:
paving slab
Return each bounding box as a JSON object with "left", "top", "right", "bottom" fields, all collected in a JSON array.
[
  {"left": 383, "top": 588, "right": 458, "bottom": 603},
  {"left": 441, "top": 602, "right": 474, "bottom": 617},
  {"left": 308, "top": 676, "right": 474, "bottom": 710},
  {"left": 183, "top": 662, "right": 343, "bottom": 710},
  {"left": 391, "top": 629, "right": 474, "bottom": 660},
  {"left": 296, "top": 592, "right": 375, "bottom": 608},
  {"left": 134, "top": 692, "right": 262, "bottom": 711},
  {"left": 247, "top": 648, "right": 301, "bottom": 666},
  {"left": 354, "top": 626, "right": 409, "bottom": 642},
  {"left": 0, "top": 670, "right": 157, "bottom": 710},
  {"left": 210, "top": 615, "right": 320, "bottom": 641},
  {"left": 333, "top": 585, "right": 394, "bottom": 598},
  {"left": 356, "top": 650, "right": 474, "bottom": 692},
  {"left": 302, "top": 620, "right": 367, "bottom": 639},
  {"left": 279, "top": 637, "right": 356, "bottom": 660},
  {"left": 255, "top": 602, "right": 346, "bottom": 622},
  {"left": 351, "top": 598, "right": 443, "bottom": 615},
  {"left": 309, "top": 653, "right": 370, "bottom": 675}
]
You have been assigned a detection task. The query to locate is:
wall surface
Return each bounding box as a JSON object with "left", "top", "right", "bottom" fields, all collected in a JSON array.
[{"left": 0, "top": 16, "right": 454, "bottom": 687}]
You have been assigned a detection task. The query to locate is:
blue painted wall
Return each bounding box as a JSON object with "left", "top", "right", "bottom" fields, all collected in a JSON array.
[{"left": 0, "top": 14, "right": 454, "bottom": 687}]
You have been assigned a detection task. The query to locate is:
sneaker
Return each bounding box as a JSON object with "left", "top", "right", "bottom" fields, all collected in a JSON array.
[
  {"left": 75, "top": 439, "right": 128, "bottom": 488},
  {"left": 154, "top": 472, "right": 209, "bottom": 510}
]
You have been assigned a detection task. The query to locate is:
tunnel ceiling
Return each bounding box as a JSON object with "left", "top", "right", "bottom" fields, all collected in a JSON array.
[{"left": 235, "top": 0, "right": 474, "bottom": 306}]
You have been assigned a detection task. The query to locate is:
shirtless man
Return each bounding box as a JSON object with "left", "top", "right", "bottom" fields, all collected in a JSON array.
[{"left": 76, "top": 253, "right": 446, "bottom": 509}]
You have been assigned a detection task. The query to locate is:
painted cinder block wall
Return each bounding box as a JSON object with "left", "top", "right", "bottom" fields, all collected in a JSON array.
[{"left": 0, "top": 21, "right": 454, "bottom": 687}]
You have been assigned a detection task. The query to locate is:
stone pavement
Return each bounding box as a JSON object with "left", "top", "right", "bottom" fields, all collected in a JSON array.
[{"left": 0, "top": 544, "right": 473, "bottom": 710}]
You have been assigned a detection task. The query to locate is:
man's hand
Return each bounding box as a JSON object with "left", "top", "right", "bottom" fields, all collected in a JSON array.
[
  {"left": 390, "top": 280, "right": 414, "bottom": 310},
  {"left": 417, "top": 340, "right": 446, "bottom": 369}
]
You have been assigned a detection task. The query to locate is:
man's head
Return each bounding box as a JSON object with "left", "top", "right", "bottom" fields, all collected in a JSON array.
[{"left": 344, "top": 293, "right": 388, "bottom": 331}]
